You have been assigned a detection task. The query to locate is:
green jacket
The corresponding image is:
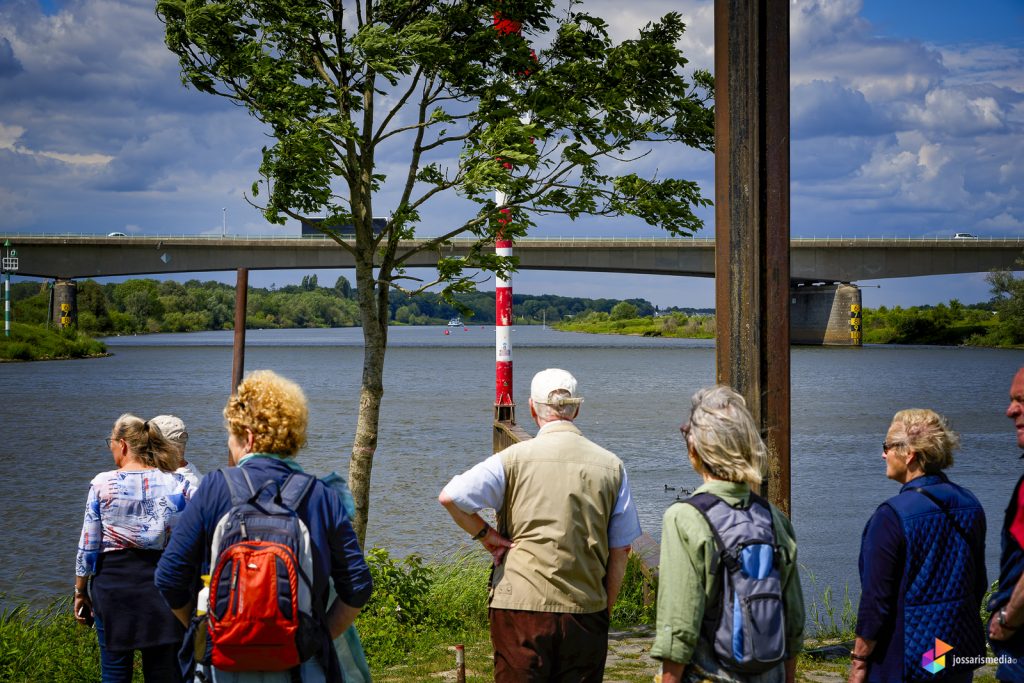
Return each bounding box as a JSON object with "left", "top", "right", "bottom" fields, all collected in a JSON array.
[{"left": 651, "top": 480, "right": 805, "bottom": 665}]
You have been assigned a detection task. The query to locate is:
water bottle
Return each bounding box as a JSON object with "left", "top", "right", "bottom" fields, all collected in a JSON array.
[{"left": 194, "top": 574, "right": 211, "bottom": 661}]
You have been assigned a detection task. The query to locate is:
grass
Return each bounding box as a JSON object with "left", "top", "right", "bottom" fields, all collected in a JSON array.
[
  {"left": 802, "top": 569, "right": 858, "bottom": 642},
  {"left": 0, "top": 323, "right": 106, "bottom": 361},
  {"left": 2, "top": 558, "right": 1005, "bottom": 682},
  {"left": 0, "top": 597, "right": 103, "bottom": 682}
]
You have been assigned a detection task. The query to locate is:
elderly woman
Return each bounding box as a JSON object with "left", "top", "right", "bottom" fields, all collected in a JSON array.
[
  {"left": 848, "top": 409, "right": 986, "bottom": 683},
  {"left": 652, "top": 385, "right": 805, "bottom": 683},
  {"left": 155, "top": 370, "right": 372, "bottom": 683},
  {"left": 74, "top": 414, "right": 192, "bottom": 683}
]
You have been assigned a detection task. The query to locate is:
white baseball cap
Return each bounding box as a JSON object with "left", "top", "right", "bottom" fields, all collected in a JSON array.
[
  {"left": 151, "top": 414, "right": 188, "bottom": 446},
  {"left": 530, "top": 368, "right": 583, "bottom": 406}
]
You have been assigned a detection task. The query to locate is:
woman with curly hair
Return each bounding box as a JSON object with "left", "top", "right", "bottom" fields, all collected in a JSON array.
[
  {"left": 74, "top": 414, "right": 192, "bottom": 682},
  {"left": 155, "top": 370, "right": 372, "bottom": 682}
]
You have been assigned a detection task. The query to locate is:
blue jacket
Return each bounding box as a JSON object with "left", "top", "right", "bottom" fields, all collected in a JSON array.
[
  {"left": 856, "top": 473, "right": 986, "bottom": 682},
  {"left": 154, "top": 458, "right": 373, "bottom": 673},
  {"left": 988, "top": 471, "right": 1024, "bottom": 675},
  {"left": 991, "top": 473, "right": 1024, "bottom": 612}
]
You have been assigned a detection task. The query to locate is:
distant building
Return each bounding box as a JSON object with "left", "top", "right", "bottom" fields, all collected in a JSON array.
[{"left": 300, "top": 216, "right": 388, "bottom": 238}]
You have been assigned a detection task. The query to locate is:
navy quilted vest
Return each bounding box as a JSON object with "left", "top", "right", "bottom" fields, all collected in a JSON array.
[{"left": 885, "top": 474, "right": 986, "bottom": 681}]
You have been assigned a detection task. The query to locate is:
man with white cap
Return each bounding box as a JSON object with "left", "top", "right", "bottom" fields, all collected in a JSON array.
[
  {"left": 150, "top": 414, "right": 202, "bottom": 489},
  {"left": 439, "top": 368, "right": 641, "bottom": 682}
]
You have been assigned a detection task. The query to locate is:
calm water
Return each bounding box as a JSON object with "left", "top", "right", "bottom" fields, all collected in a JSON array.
[{"left": 1, "top": 326, "right": 1022, "bottom": 615}]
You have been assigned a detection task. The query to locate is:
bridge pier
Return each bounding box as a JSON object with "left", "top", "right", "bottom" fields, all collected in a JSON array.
[
  {"left": 52, "top": 279, "right": 78, "bottom": 329},
  {"left": 790, "top": 283, "right": 862, "bottom": 346}
]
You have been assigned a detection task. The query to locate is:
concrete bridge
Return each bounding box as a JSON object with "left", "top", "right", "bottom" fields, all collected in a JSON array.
[
  {"left": 4, "top": 233, "right": 1022, "bottom": 346},
  {"left": 3, "top": 234, "right": 1022, "bottom": 282}
]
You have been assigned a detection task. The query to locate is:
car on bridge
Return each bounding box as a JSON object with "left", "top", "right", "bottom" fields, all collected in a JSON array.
[{"left": 953, "top": 232, "right": 977, "bottom": 239}]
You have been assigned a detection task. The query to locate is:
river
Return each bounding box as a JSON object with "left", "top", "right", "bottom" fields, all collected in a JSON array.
[{"left": 1, "top": 325, "right": 1021, "bottom": 617}]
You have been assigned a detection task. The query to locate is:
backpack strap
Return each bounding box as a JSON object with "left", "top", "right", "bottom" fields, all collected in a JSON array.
[
  {"left": 747, "top": 491, "right": 782, "bottom": 562},
  {"left": 683, "top": 492, "right": 736, "bottom": 573},
  {"left": 221, "top": 467, "right": 257, "bottom": 507},
  {"left": 278, "top": 472, "right": 338, "bottom": 680},
  {"left": 279, "top": 472, "right": 317, "bottom": 510}
]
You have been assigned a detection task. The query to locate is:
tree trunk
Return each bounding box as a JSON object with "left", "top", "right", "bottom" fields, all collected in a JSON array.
[{"left": 348, "top": 247, "right": 388, "bottom": 548}]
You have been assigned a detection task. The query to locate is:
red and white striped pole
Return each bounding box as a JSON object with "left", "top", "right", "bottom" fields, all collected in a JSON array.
[
  {"left": 492, "top": 10, "right": 525, "bottom": 422},
  {"left": 495, "top": 200, "right": 514, "bottom": 419}
]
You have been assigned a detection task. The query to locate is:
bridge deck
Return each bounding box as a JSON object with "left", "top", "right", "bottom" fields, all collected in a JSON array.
[{"left": 2, "top": 234, "right": 1022, "bottom": 281}]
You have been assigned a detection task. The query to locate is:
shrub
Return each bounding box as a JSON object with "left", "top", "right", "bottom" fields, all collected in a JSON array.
[
  {"left": 611, "top": 553, "right": 657, "bottom": 626},
  {"left": 358, "top": 549, "right": 436, "bottom": 667}
]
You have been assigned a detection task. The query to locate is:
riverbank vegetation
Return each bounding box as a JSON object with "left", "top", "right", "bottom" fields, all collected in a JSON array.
[
  {"left": 2, "top": 550, "right": 1000, "bottom": 682},
  {"left": 8, "top": 269, "right": 1023, "bottom": 348},
  {"left": 8, "top": 278, "right": 659, "bottom": 336},
  {"left": 0, "top": 322, "right": 106, "bottom": 361},
  {"left": 0, "top": 547, "right": 653, "bottom": 681},
  {"left": 554, "top": 299, "right": 1019, "bottom": 347},
  {"left": 556, "top": 304, "right": 716, "bottom": 338}
]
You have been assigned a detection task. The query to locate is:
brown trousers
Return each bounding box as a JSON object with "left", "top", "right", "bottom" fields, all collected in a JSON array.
[{"left": 489, "top": 608, "right": 610, "bottom": 682}]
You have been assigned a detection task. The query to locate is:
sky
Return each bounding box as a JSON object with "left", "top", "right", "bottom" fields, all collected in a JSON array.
[{"left": 0, "top": 0, "right": 1022, "bottom": 309}]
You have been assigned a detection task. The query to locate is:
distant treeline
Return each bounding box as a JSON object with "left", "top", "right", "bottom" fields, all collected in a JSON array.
[
  {"left": 556, "top": 299, "right": 1018, "bottom": 347},
  {"left": 9, "top": 276, "right": 1022, "bottom": 347},
  {"left": 8, "top": 277, "right": 666, "bottom": 336}
]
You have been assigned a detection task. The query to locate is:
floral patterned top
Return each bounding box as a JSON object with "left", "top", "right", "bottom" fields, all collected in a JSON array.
[{"left": 76, "top": 469, "right": 192, "bottom": 577}]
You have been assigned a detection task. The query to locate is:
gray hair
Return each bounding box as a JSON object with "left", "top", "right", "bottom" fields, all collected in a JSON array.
[
  {"left": 533, "top": 390, "right": 580, "bottom": 421},
  {"left": 888, "top": 408, "right": 959, "bottom": 473},
  {"left": 684, "top": 385, "right": 766, "bottom": 487}
]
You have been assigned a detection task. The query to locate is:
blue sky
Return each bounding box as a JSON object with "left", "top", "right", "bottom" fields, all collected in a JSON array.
[{"left": 0, "top": 0, "right": 1022, "bottom": 309}]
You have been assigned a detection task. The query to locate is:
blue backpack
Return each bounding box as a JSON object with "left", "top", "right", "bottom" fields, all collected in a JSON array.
[{"left": 684, "top": 492, "right": 787, "bottom": 673}]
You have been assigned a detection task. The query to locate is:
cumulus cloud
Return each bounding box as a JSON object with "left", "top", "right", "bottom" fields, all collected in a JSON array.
[
  {"left": 0, "top": 0, "right": 1020, "bottom": 306},
  {"left": 904, "top": 87, "right": 1008, "bottom": 135},
  {"left": 792, "top": 79, "right": 892, "bottom": 138}
]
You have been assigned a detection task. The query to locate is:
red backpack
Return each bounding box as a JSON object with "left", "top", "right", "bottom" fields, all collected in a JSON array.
[{"left": 205, "top": 468, "right": 321, "bottom": 672}]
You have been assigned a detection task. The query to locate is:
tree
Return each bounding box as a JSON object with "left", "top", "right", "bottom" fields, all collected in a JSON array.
[
  {"left": 609, "top": 300, "right": 638, "bottom": 320},
  {"left": 157, "top": 0, "right": 714, "bottom": 544},
  {"left": 987, "top": 259, "right": 1024, "bottom": 344},
  {"left": 334, "top": 275, "right": 354, "bottom": 300}
]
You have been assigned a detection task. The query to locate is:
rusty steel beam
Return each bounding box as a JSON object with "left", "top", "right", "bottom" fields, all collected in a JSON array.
[
  {"left": 231, "top": 268, "right": 248, "bottom": 393},
  {"left": 714, "top": 0, "right": 792, "bottom": 515}
]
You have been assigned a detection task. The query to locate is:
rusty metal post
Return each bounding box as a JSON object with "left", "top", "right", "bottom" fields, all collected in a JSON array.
[
  {"left": 231, "top": 268, "right": 248, "bottom": 393},
  {"left": 714, "top": 0, "right": 791, "bottom": 515}
]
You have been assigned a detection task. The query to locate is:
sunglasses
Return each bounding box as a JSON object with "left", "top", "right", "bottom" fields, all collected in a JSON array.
[{"left": 882, "top": 441, "right": 904, "bottom": 452}]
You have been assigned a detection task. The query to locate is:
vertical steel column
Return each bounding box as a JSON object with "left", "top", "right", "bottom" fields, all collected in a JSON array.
[
  {"left": 231, "top": 268, "right": 248, "bottom": 393},
  {"left": 714, "top": 0, "right": 791, "bottom": 515}
]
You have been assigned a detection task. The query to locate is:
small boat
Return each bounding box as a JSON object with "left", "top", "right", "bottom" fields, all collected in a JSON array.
[{"left": 447, "top": 317, "right": 463, "bottom": 327}]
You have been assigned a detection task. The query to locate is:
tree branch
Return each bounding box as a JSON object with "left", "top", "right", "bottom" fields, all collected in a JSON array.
[{"left": 372, "top": 66, "right": 424, "bottom": 145}]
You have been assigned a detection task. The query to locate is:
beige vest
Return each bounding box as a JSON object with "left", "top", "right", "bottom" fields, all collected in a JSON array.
[{"left": 490, "top": 421, "right": 623, "bottom": 613}]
